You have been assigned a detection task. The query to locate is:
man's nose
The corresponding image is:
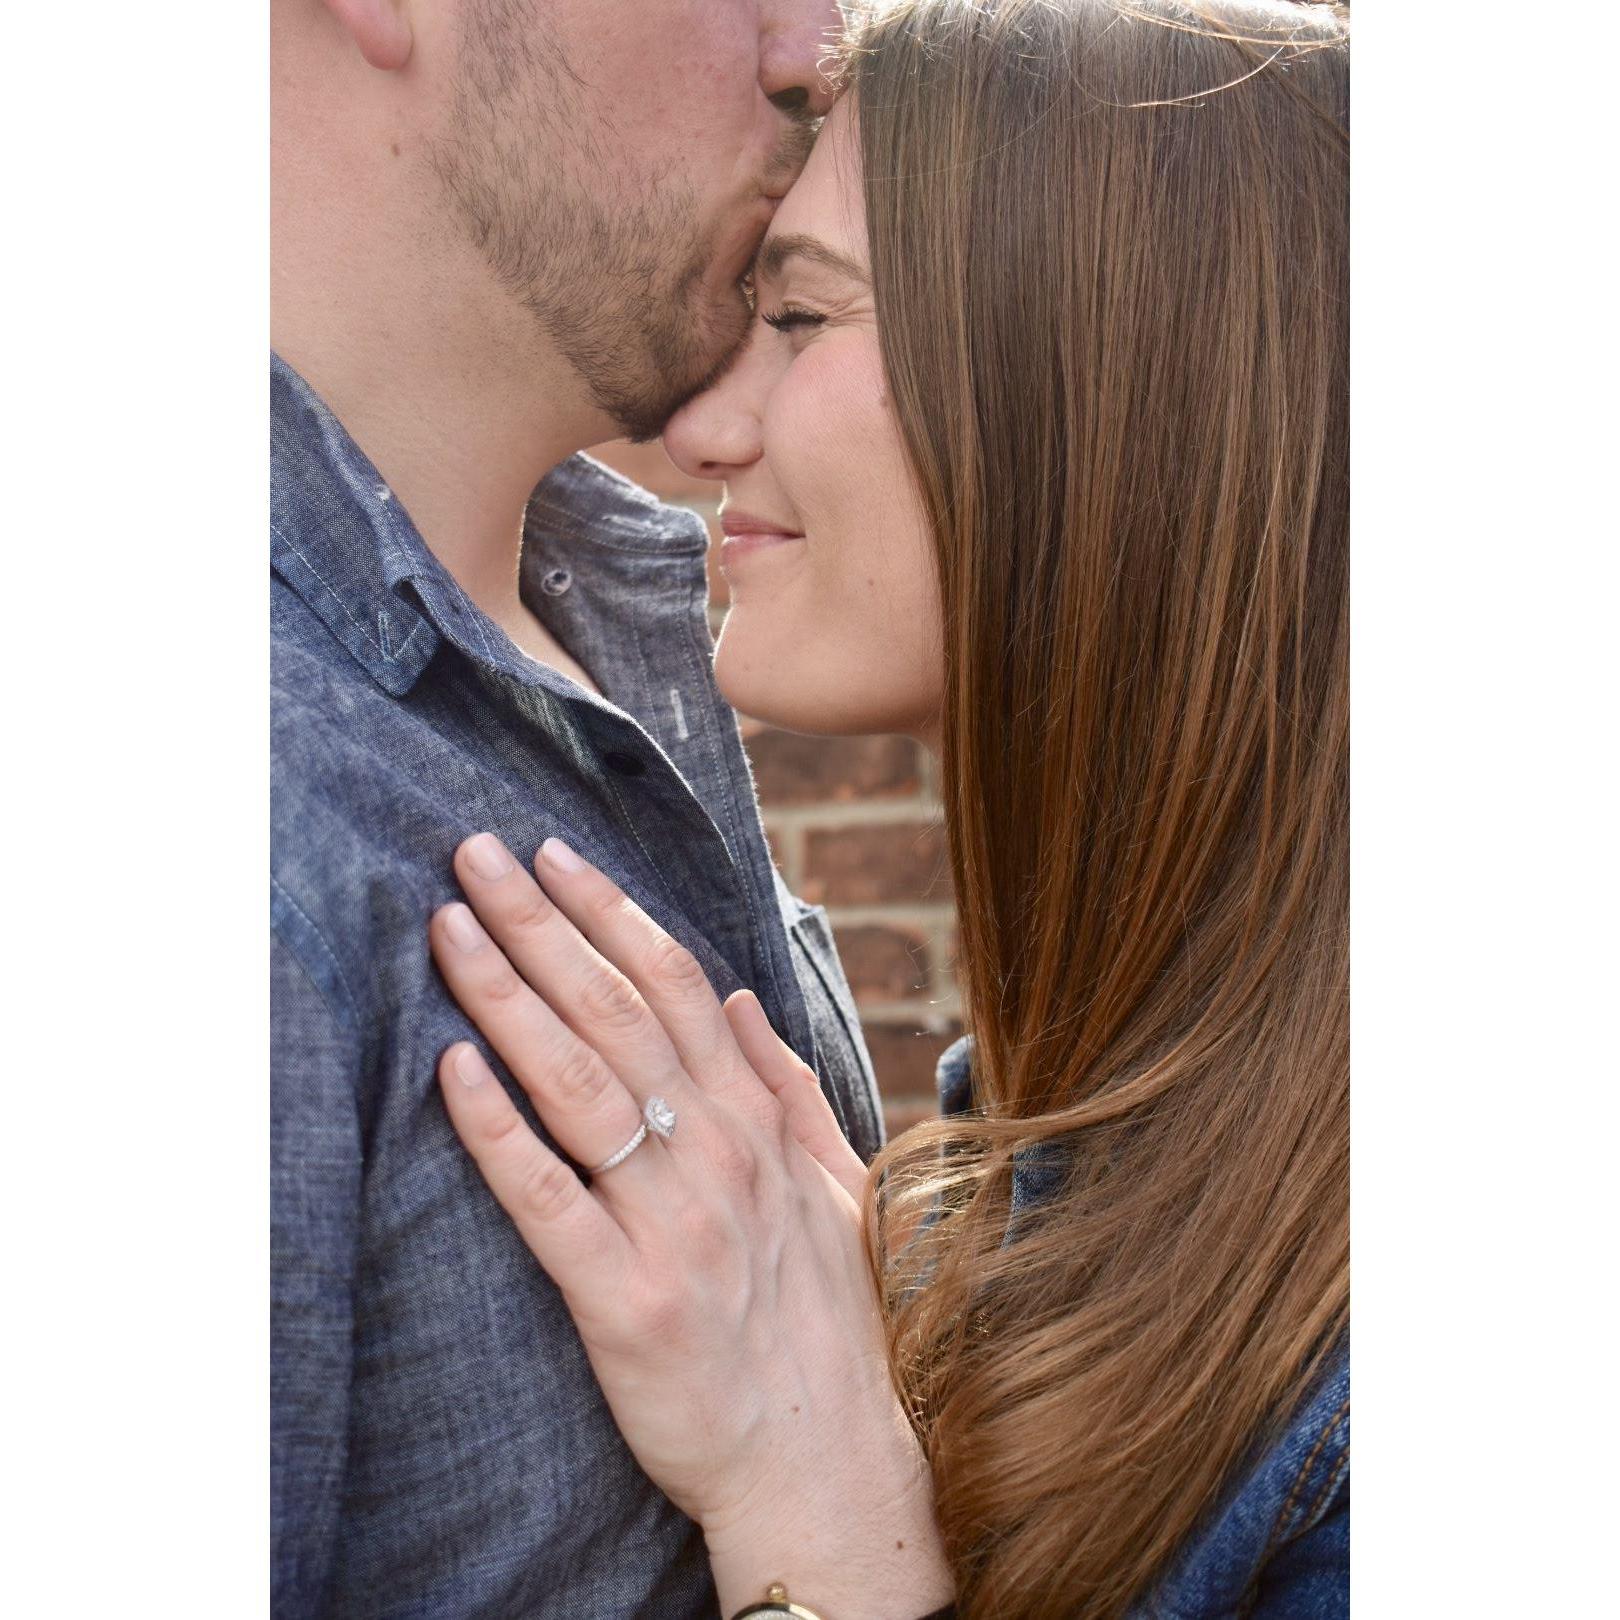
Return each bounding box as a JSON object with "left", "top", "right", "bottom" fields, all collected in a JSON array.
[{"left": 760, "top": 0, "right": 846, "bottom": 121}]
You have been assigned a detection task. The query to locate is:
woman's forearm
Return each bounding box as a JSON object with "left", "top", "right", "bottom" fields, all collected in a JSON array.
[{"left": 702, "top": 1442, "right": 954, "bottom": 1620}]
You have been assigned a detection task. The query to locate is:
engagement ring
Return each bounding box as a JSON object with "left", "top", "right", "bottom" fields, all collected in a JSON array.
[
  {"left": 591, "top": 1097, "right": 677, "bottom": 1175},
  {"left": 592, "top": 1123, "right": 647, "bottom": 1175}
]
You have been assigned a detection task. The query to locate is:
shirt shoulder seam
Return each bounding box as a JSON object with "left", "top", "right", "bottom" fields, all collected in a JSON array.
[{"left": 271, "top": 874, "right": 362, "bottom": 1032}]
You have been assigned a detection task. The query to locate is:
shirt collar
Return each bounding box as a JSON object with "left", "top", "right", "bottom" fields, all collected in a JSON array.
[{"left": 270, "top": 352, "right": 707, "bottom": 698}]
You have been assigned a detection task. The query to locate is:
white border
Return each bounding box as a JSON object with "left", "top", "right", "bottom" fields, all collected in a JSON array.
[
  {"left": 7, "top": 1, "right": 267, "bottom": 1609},
  {"left": 4, "top": 1, "right": 1615, "bottom": 1611}
]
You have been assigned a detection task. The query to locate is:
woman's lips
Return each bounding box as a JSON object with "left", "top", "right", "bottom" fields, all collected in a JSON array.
[{"left": 718, "top": 512, "right": 806, "bottom": 572}]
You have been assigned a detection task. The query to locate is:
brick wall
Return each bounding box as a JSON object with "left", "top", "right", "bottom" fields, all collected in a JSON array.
[{"left": 590, "top": 440, "right": 957, "bottom": 1137}]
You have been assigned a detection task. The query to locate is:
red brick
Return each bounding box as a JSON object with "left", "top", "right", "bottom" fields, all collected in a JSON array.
[
  {"left": 747, "top": 732, "right": 922, "bottom": 807},
  {"left": 764, "top": 822, "right": 796, "bottom": 879},
  {"left": 801, "top": 822, "right": 952, "bottom": 906},
  {"left": 587, "top": 438, "right": 719, "bottom": 502},
  {"left": 883, "top": 1095, "right": 943, "bottom": 1138},
  {"left": 833, "top": 924, "right": 931, "bottom": 1004},
  {"left": 862, "top": 1019, "right": 964, "bottom": 1100}
]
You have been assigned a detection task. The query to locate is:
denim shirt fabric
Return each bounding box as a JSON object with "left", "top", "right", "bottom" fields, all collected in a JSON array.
[
  {"left": 935, "top": 1038, "right": 1349, "bottom": 1619},
  {"left": 271, "top": 354, "right": 883, "bottom": 1619}
]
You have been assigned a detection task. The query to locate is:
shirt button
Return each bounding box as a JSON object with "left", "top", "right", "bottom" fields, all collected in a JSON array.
[
  {"left": 602, "top": 750, "right": 646, "bottom": 778},
  {"left": 540, "top": 567, "right": 573, "bottom": 597}
]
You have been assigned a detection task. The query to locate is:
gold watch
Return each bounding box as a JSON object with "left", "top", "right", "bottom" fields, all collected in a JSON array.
[{"left": 730, "top": 1582, "right": 825, "bottom": 1619}]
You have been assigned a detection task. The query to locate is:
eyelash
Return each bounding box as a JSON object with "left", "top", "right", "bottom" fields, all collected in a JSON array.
[{"left": 761, "top": 304, "right": 827, "bottom": 333}]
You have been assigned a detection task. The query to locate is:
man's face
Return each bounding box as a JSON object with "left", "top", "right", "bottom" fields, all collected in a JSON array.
[{"left": 430, "top": 0, "right": 841, "bottom": 441}]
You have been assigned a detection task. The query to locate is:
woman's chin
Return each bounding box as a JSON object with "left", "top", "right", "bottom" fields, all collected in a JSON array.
[
  {"left": 717, "top": 645, "right": 838, "bottom": 735},
  {"left": 713, "top": 641, "right": 815, "bottom": 734},
  {"left": 715, "top": 639, "right": 934, "bottom": 743}
]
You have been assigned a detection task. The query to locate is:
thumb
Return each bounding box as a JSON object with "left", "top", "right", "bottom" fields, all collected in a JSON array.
[{"left": 723, "top": 990, "right": 871, "bottom": 1203}]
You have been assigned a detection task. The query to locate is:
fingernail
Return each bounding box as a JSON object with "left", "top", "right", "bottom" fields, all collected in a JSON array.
[
  {"left": 453, "top": 1045, "right": 492, "bottom": 1088},
  {"left": 464, "top": 833, "right": 514, "bottom": 881},
  {"left": 541, "top": 837, "right": 586, "bottom": 873},
  {"left": 443, "top": 903, "right": 486, "bottom": 953}
]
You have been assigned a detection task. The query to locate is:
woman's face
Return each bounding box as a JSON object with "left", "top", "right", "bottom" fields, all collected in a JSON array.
[{"left": 663, "top": 100, "right": 943, "bottom": 743}]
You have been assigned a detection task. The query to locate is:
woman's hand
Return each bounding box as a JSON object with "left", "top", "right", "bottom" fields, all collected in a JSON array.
[{"left": 428, "top": 834, "right": 952, "bottom": 1619}]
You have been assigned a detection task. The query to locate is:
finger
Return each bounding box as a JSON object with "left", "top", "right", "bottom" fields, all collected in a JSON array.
[
  {"left": 452, "top": 834, "right": 698, "bottom": 1114},
  {"left": 430, "top": 900, "right": 662, "bottom": 1189},
  {"left": 725, "top": 990, "right": 870, "bottom": 1203},
  {"left": 531, "top": 837, "right": 771, "bottom": 1113},
  {"left": 439, "top": 1042, "right": 635, "bottom": 1304}
]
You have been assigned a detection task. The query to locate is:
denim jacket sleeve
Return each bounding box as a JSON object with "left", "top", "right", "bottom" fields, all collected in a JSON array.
[
  {"left": 1242, "top": 1363, "right": 1349, "bottom": 1620},
  {"left": 1246, "top": 1483, "right": 1348, "bottom": 1619},
  {"left": 270, "top": 922, "right": 364, "bottom": 1617},
  {"left": 1138, "top": 1347, "right": 1349, "bottom": 1619}
]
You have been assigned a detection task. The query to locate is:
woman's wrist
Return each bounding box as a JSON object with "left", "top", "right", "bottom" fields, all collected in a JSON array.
[{"left": 702, "top": 1443, "right": 953, "bottom": 1620}]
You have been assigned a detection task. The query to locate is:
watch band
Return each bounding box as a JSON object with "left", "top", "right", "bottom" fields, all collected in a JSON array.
[
  {"left": 730, "top": 1584, "right": 823, "bottom": 1619},
  {"left": 730, "top": 1584, "right": 957, "bottom": 1620}
]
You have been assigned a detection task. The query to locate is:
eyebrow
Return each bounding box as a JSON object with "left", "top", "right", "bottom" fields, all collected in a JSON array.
[{"left": 755, "top": 232, "right": 869, "bottom": 288}]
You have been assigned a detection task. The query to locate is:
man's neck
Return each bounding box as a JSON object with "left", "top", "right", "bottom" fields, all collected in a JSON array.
[{"left": 274, "top": 147, "right": 617, "bottom": 676}]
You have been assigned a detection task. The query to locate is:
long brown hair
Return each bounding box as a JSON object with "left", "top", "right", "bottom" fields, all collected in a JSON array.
[{"left": 845, "top": 3, "right": 1350, "bottom": 1613}]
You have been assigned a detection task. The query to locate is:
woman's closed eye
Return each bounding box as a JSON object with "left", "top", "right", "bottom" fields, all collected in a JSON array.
[{"left": 760, "top": 303, "right": 827, "bottom": 334}]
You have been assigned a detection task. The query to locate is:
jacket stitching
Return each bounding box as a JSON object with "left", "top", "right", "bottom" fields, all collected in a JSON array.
[
  {"left": 1302, "top": 1445, "right": 1350, "bottom": 1530},
  {"left": 1266, "top": 1394, "right": 1350, "bottom": 1555},
  {"left": 1234, "top": 1393, "right": 1349, "bottom": 1618}
]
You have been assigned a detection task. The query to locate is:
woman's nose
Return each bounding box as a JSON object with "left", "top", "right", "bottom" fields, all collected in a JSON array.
[{"left": 662, "top": 340, "right": 766, "bottom": 483}]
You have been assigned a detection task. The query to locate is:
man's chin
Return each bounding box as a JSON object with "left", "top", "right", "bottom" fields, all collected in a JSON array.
[{"left": 619, "top": 280, "right": 753, "bottom": 443}]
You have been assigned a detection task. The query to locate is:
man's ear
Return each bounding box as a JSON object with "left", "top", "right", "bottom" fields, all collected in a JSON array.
[{"left": 321, "top": 0, "right": 413, "bottom": 72}]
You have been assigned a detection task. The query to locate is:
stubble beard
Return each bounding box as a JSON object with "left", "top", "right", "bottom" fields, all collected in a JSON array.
[{"left": 430, "top": 0, "right": 753, "bottom": 442}]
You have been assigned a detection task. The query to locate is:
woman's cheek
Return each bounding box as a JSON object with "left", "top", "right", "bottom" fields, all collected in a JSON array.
[
  {"left": 803, "top": 356, "right": 943, "bottom": 729},
  {"left": 716, "top": 334, "right": 942, "bottom": 737}
]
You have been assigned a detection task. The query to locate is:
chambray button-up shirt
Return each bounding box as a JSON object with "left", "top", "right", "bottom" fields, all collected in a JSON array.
[{"left": 271, "top": 355, "right": 882, "bottom": 1619}]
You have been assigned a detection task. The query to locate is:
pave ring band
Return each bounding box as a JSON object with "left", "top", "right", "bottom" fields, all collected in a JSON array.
[
  {"left": 592, "top": 1096, "right": 678, "bottom": 1175},
  {"left": 592, "top": 1122, "right": 647, "bottom": 1175}
]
